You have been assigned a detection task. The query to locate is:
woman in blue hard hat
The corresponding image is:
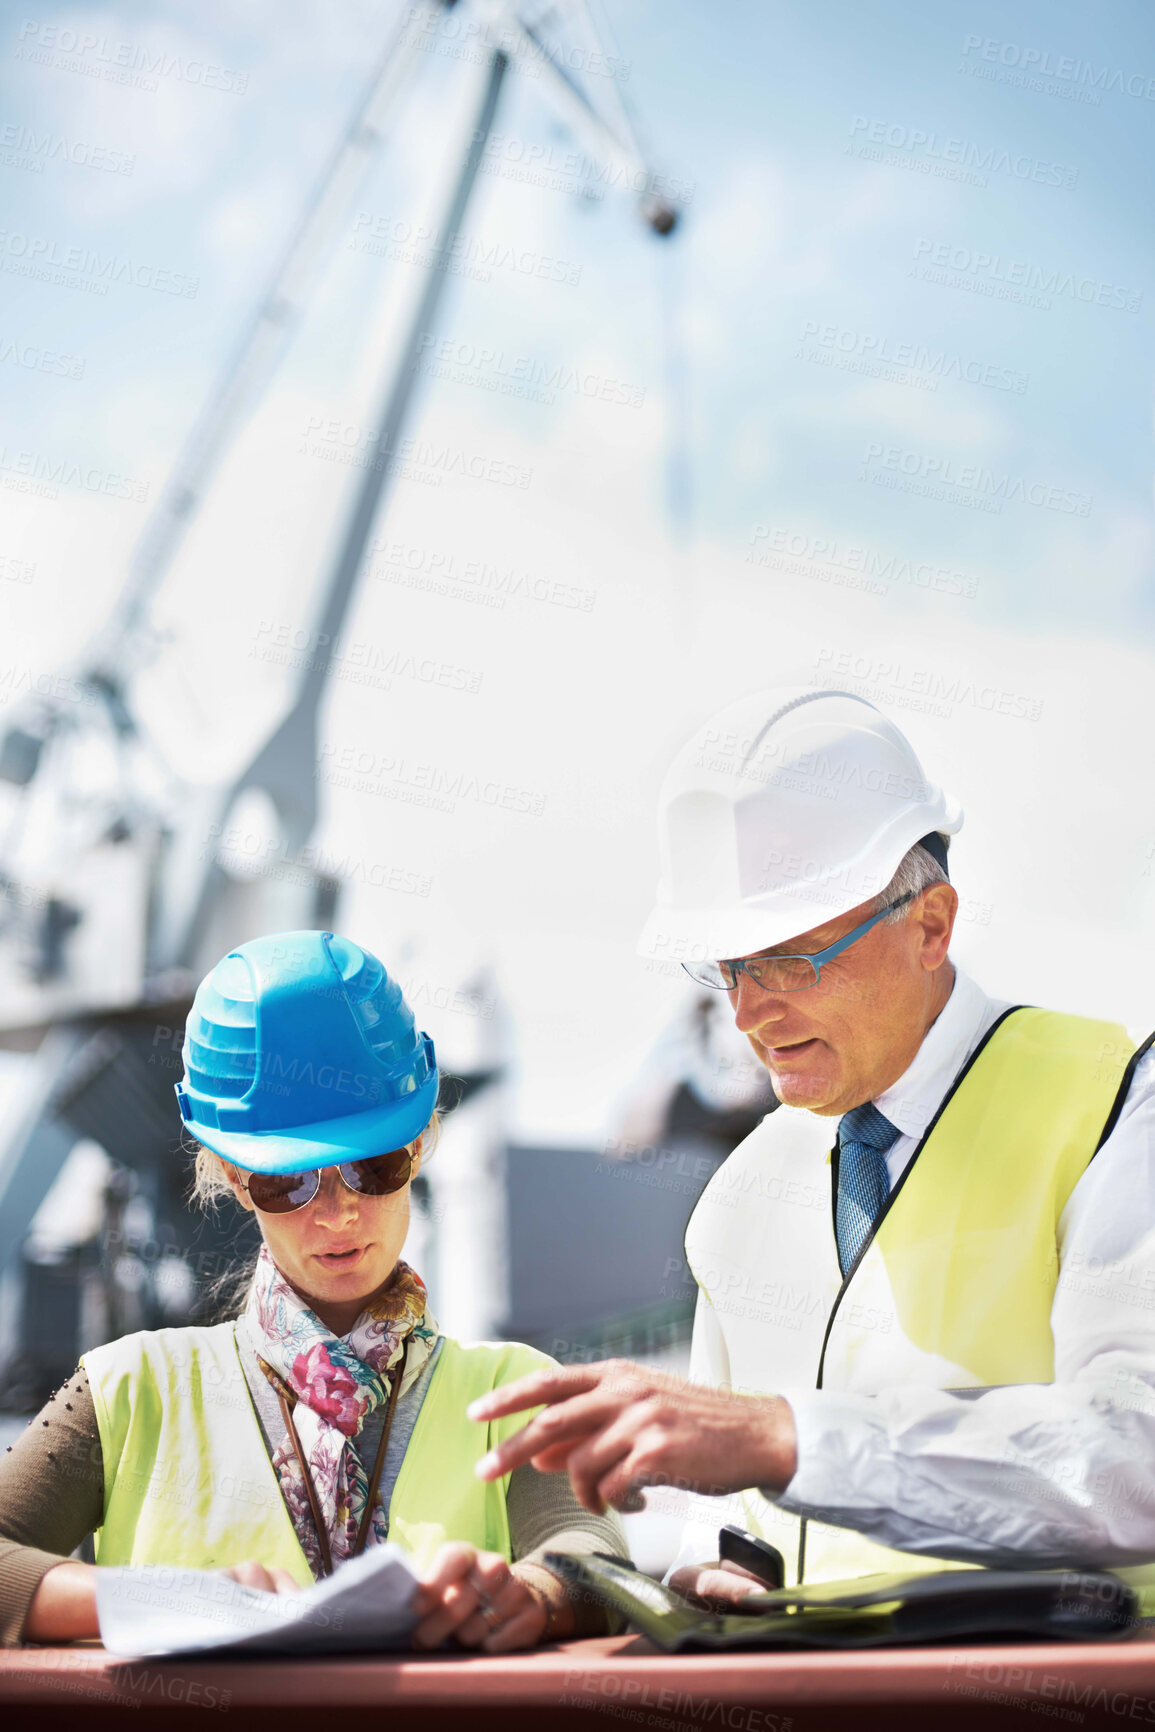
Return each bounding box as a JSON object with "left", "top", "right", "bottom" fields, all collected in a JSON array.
[{"left": 0, "top": 930, "right": 626, "bottom": 1650}]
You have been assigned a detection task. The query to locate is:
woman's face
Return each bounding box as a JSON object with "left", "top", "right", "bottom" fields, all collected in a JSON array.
[{"left": 222, "top": 1139, "right": 421, "bottom": 1332}]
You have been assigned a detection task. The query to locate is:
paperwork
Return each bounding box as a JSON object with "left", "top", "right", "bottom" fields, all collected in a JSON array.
[{"left": 95, "top": 1544, "right": 419, "bottom": 1658}]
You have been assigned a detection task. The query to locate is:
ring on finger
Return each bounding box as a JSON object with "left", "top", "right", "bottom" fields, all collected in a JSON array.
[{"left": 478, "top": 1599, "right": 502, "bottom": 1629}]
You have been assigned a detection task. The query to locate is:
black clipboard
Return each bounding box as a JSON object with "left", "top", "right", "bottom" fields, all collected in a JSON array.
[{"left": 543, "top": 1549, "right": 1140, "bottom": 1651}]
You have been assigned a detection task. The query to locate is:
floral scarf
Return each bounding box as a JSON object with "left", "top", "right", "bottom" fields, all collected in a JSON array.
[{"left": 245, "top": 1244, "right": 438, "bottom": 1573}]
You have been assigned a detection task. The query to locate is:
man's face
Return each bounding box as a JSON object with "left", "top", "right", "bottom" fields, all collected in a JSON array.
[{"left": 726, "top": 883, "right": 958, "bottom": 1116}]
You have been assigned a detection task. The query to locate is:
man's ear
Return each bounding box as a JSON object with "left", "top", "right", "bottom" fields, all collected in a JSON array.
[
  {"left": 221, "top": 1160, "right": 255, "bottom": 1213},
  {"left": 917, "top": 881, "right": 958, "bottom": 971},
  {"left": 410, "top": 1133, "right": 423, "bottom": 1180}
]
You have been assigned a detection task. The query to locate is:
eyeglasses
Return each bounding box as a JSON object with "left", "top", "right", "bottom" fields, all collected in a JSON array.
[
  {"left": 243, "top": 1146, "right": 414, "bottom": 1215},
  {"left": 681, "top": 892, "right": 916, "bottom": 993}
]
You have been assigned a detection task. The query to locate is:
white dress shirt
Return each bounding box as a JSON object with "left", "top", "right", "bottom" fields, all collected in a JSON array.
[
  {"left": 768, "top": 965, "right": 1155, "bottom": 1566},
  {"left": 874, "top": 966, "right": 1008, "bottom": 1192}
]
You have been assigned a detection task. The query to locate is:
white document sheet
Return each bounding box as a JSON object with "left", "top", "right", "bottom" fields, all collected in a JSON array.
[{"left": 95, "top": 1543, "right": 420, "bottom": 1658}]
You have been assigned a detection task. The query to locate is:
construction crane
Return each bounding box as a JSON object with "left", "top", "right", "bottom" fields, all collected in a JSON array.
[{"left": 0, "top": 0, "right": 679, "bottom": 1400}]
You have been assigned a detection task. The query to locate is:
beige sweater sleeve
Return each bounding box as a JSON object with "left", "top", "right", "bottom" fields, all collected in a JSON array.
[
  {"left": 0, "top": 1369, "right": 104, "bottom": 1646},
  {"left": 507, "top": 1463, "right": 630, "bottom": 1635}
]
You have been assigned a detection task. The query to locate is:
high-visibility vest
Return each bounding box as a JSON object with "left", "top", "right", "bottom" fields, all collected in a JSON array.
[
  {"left": 84, "top": 1326, "right": 552, "bottom": 1584},
  {"left": 684, "top": 1006, "right": 1155, "bottom": 1599}
]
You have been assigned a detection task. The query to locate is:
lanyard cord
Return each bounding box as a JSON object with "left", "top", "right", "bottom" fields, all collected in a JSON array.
[
  {"left": 357, "top": 1339, "right": 409, "bottom": 1556},
  {"left": 276, "top": 1339, "right": 411, "bottom": 1580}
]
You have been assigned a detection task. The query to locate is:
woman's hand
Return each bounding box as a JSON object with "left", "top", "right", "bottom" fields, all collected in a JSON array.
[
  {"left": 22, "top": 1558, "right": 299, "bottom": 1646},
  {"left": 224, "top": 1561, "right": 301, "bottom": 1596},
  {"left": 24, "top": 1562, "right": 99, "bottom": 1643},
  {"left": 412, "top": 1542, "right": 556, "bottom": 1652}
]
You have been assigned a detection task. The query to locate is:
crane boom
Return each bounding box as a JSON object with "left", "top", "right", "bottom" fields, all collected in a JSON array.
[
  {"left": 0, "top": 0, "right": 684, "bottom": 1399},
  {"left": 88, "top": 0, "right": 447, "bottom": 694}
]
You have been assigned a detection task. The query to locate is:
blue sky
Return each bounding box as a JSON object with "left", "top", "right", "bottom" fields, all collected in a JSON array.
[{"left": 2, "top": 0, "right": 1153, "bottom": 1139}]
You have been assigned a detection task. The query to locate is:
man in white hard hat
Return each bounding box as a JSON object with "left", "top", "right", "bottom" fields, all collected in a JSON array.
[{"left": 472, "top": 688, "right": 1155, "bottom": 1604}]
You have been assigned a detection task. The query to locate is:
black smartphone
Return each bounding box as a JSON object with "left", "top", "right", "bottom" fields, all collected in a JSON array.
[{"left": 717, "top": 1523, "right": 786, "bottom": 1590}]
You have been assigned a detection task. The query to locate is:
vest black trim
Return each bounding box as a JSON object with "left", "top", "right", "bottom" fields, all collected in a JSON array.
[
  {"left": 798, "top": 1003, "right": 1026, "bottom": 1583},
  {"left": 821, "top": 1005, "right": 1027, "bottom": 1326},
  {"left": 1092, "top": 1028, "right": 1155, "bottom": 1156}
]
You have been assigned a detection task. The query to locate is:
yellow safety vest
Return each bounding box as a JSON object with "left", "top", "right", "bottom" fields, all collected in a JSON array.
[
  {"left": 84, "top": 1326, "right": 552, "bottom": 1584},
  {"left": 684, "top": 1006, "right": 1154, "bottom": 1598}
]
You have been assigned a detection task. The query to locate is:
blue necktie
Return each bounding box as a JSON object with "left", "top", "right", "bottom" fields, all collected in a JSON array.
[{"left": 835, "top": 1102, "right": 901, "bottom": 1275}]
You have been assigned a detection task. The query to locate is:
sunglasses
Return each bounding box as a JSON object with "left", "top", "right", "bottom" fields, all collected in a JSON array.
[{"left": 243, "top": 1146, "right": 414, "bottom": 1215}]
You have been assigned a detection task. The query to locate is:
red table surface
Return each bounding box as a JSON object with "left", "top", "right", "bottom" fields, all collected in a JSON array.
[{"left": 3, "top": 1633, "right": 1155, "bottom": 1731}]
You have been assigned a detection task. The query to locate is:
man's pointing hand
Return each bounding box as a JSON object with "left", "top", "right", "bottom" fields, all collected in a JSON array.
[{"left": 468, "top": 1359, "right": 798, "bottom": 1514}]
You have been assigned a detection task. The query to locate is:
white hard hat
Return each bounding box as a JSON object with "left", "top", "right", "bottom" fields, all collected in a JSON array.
[{"left": 638, "top": 687, "right": 963, "bottom": 964}]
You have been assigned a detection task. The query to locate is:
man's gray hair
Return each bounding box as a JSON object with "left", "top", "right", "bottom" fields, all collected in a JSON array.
[{"left": 873, "top": 838, "right": 949, "bottom": 923}]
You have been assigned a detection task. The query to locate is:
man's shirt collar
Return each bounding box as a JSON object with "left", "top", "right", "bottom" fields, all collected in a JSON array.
[{"left": 873, "top": 966, "right": 991, "bottom": 1142}]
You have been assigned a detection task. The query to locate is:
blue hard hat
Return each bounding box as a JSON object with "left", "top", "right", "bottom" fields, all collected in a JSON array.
[{"left": 175, "top": 930, "right": 438, "bottom": 1174}]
